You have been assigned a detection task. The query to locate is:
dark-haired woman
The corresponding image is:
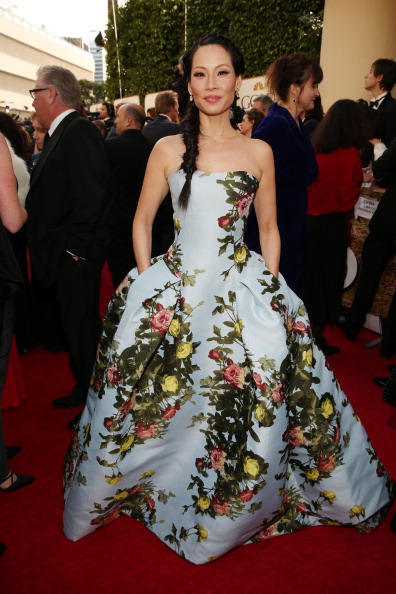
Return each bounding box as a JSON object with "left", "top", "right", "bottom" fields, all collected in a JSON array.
[
  {"left": 300, "top": 100, "right": 368, "bottom": 355},
  {"left": 63, "top": 35, "right": 394, "bottom": 564},
  {"left": 245, "top": 53, "right": 322, "bottom": 294},
  {"left": 99, "top": 101, "right": 115, "bottom": 137},
  {"left": 239, "top": 108, "right": 264, "bottom": 137}
]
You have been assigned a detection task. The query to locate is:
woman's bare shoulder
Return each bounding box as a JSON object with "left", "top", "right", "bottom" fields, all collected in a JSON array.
[{"left": 150, "top": 134, "right": 185, "bottom": 176}]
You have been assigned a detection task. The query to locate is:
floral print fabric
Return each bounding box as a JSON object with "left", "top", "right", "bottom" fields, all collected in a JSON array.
[{"left": 63, "top": 170, "right": 394, "bottom": 564}]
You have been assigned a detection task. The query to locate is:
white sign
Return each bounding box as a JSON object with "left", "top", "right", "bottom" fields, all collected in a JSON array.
[{"left": 354, "top": 195, "right": 379, "bottom": 219}]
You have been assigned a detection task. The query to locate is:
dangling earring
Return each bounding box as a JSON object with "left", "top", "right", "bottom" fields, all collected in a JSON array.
[
  {"left": 292, "top": 95, "right": 296, "bottom": 103},
  {"left": 189, "top": 92, "right": 193, "bottom": 102},
  {"left": 235, "top": 89, "right": 240, "bottom": 99}
]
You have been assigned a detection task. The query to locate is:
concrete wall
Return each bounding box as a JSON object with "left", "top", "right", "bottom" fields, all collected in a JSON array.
[
  {"left": 0, "top": 7, "right": 94, "bottom": 115},
  {"left": 320, "top": 0, "right": 396, "bottom": 111}
]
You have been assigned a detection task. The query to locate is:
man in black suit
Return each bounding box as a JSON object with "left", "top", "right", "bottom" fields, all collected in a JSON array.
[
  {"left": 342, "top": 137, "right": 396, "bottom": 352},
  {"left": 142, "top": 90, "right": 180, "bottom": 146},
  {"left": 26, "top": 66, "right": 110, "bottom": 414},
  {"left": 363, "top": 59, "right": 396, "bottom": 165},
  {"left": 106, "top": 103, "right": 151, "bottom": 288},
  {"left": 141, "top": 90, "right": 179, "bottom": 257}
]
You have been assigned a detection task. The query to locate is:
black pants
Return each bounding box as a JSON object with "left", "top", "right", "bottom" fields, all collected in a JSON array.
[
  {"left": 348, "top": 228, "right": 396, "bottom": 327},
  {"left": 300, "top": 213, "right": 347, "bottom": 327},
  {"left": 55, "top": 244, "right": 107, "bottom": 401},
  {"left": 0, "top": 296, "right": 16, "bottom": 483}
]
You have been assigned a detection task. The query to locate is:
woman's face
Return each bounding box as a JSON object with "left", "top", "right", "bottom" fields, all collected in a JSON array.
[
  {"left": 296, "top": 77, "right": 320, "bottom": 112},
  {"left": 188, "top": 44, "right": 241, "bottom": 117},
  {"left": 239, "top": 114, "right": 253, "bottom": 136},
  {"left": 100, "top": 104, "right": 109, "bottom": 119}
]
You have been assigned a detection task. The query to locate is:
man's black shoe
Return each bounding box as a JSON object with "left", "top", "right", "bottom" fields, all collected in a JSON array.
[
  {"left": 339, "top": 318, "right": 361, "bottom": 340},
  {"left": 67, "top": 411, "right": 82, "bottom": 431},
  {"left": 53, "top": 395, "right": 85, "bottom": 409},
  {"left": 373, "top": 377, "right": 389, "bottom": 388}
]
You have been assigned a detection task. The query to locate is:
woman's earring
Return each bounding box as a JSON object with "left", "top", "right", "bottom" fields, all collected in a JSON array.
[
  {"left": 189, "top": 92, "right": 193, "bottom": 102},
  {"left": 292, "top": 95, "right": 296, "bottom": 103},
  {"left": 235, "top": 89, "right": 240, "bottom": 99}
]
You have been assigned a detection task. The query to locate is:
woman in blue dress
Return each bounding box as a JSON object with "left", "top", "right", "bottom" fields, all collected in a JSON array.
[
  {"left": 245, "top": 53, "right": 322, "bottom": 294},
  {"left": 63, "top": 34, "right": 394, "bottom": 565}
]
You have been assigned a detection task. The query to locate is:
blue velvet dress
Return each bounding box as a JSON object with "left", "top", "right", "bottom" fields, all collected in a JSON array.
[{"left": 245, "top": 103, "right": 318, "bottom": 294}]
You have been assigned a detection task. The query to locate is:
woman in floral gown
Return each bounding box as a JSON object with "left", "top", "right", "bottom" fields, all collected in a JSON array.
[{"left": 63, "top": 34, "right": 395, "bottom": 565}]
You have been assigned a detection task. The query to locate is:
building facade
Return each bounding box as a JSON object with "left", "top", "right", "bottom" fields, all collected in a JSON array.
[{"left": 0, "top": 3, "right": 94, "bottom": 116}]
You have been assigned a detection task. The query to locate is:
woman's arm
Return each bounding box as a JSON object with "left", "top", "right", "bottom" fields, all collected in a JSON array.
[
  {"left": 0, "top": 134, "right": 27, "bottom": 233},
  {"left": 252, "top": 140, "right": 280, "bottom": 277},
  {"left": 132, "top": 139, "right": 173, "bottom": 273}
]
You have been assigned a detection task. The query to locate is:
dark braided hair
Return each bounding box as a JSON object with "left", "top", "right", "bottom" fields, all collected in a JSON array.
[{"left": 179, "top": 33, "right": 245, "bottom": 209}]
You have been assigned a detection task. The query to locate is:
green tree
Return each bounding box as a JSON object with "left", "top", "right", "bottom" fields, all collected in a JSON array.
[
  {"left": 104, "top": 0, "right": 324, "bottom": 102},
  {"left": 79, "top": 79, "right": 106, "bottom": 109}
]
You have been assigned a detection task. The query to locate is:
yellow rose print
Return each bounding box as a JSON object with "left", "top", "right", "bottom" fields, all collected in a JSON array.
[
  {"left": 197, "top": 524, "right": 208, "bottom": 542},
  {"left": 234, "top": 245, "right": 247, "bottom": 263},
  {"left": 321, "top": 490, "right": 337, "bottom": 503},
  {"left": 105, "top": 474, "right": 123, "bottom": 485},
  {"left": 120, "top": 434, "right": 135, "bottom": 452},
  {"left": 174, "top": 216, "right": 181, "bottom": 231},
  {"left": 244, "top": 456, "right": 260, "bottom": 477},
  {"left": 168, "top": 319, "right": 181, "bottom": 337},
  {"left": 197, "top": 496, "right": 211, "bottom": 511},
  {"left": 254, "top": 403, "right": 265, "bottom": 423},
  {"left": 349, "top": 504, "right": 365, "bottom": 518},
  {"left": 176, "top": 342, "right": 193, "bottom": 359},
  {"left": 161, "top": 375, "right": 179, "bottom": 392},
  {"left": 140, "top": 469, "right": 156, "bottom": 479},
  {"left": 114, "top": 490, "right": 129, "bottom": 501},
  {"left": 322, "top": 398, "right": 334, "bottom": 418},
  {"left": 306, "top": 468, "right": 320, "bottom": 481}
]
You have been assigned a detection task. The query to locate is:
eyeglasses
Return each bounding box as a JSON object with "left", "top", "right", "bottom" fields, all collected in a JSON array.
[{"left": 29, "top": 88, "right": 50, "bottom": 99}]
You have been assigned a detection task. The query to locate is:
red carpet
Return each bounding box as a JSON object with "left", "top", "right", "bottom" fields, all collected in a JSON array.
[{"left": 1, "top": 268, "right": 396, "bottom": 592}]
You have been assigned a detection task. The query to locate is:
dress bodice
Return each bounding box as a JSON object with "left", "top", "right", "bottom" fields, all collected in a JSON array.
[{"left": 166, "top": 170, "right": 259, "bottom": 276}]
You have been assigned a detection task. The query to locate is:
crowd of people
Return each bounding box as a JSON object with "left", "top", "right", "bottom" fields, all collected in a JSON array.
[{"left": 1, "top": 34, "right": 396, "bottom": 561}]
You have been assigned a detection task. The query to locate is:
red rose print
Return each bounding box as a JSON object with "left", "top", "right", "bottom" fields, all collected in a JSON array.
[
  {"left": 271, "top": 301, "right": 280, "bottom": 311},
  {"left": 195, "top": 458, "right": 204, "bottom": 468},
  {"left": 210, "top": 446, "right": 226, "bottom": 471},
  {"left": 223, "top": 363, "right": 247, "bottom": 390},
  {"left": 238, "top": 490, "right": 254, "bottom": 502},
  {"left": 236, "top": 192, "right": 251, "bottom": 218},
  {"left": 317, "top": 454, "right": 336, "bottom": 472},
  {"left": 144, "top": 497, "right": 156, "bottom": 513},
  {"left": 208, "top": 349, "right": 220, "bottom": 360},
  {"left": 211, "top": 494, "right": 230, "bottom": 515},
  {"left": 161, "top": 406, "right": 178, "bottom": 420},
  {"left": 107, "top": 365, "right": 122, "bottom": 385},
  {"left": 284, "top": 425, "right": 306, "bottom": 447},
  {"left": 271, "top": 382, "right": 285, "bottom": 403},
  {"left": 129, "top": 485, "right": 143, "bottom": 496},
  {"left": 121, "top": 393, "right": 136, "bottom": 415},
  {"left": 218, "top": 216, "right": 231, "bottom": 228},
  {"left": 297, "top": 502, "right": 307, "bottom": 513},
  {"left": 292, "top": 321, "right": 308, "bottom": 334},
  {"left": 104, "top": 417, "right": 114, "bottom": 428},
  {"left": 134, "top": 421, "right": 157, "bottom": 439},
  {"left": 258, "top": 525, "right": 278, "bottom": 540},
  {"left": 150, "top": 307, "right": 173, "bottom": 335}
]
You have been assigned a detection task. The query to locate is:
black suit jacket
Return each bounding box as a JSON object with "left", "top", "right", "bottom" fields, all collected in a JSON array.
[
  {"left": 26, "top": 111, "right": 110, "bottom": 287},
  {"left": 106, "top": 129, "right": 151, "bottom": 238},
  {"left": 371, "top": 136, "right": 396, "bottom": 234},
  {"left": 372, "top": 92, "right": 396, "bottom": 147},
  {"left": 142, "top": 115, "right": 180, "bottom": 147}
]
